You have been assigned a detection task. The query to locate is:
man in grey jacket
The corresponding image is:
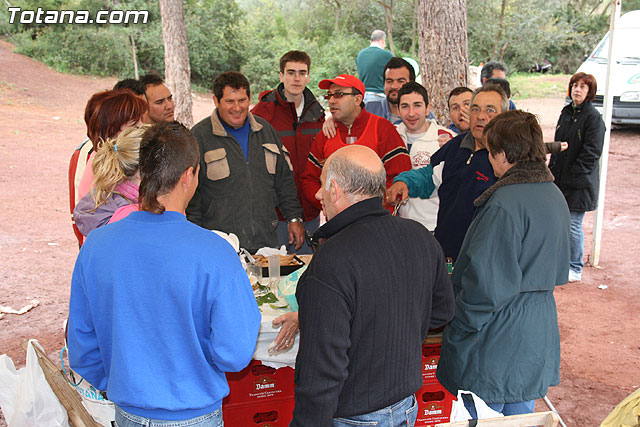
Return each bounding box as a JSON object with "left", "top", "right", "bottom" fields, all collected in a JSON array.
[{"left": 187, "top": 72, "right": 304, "bottom": 253}]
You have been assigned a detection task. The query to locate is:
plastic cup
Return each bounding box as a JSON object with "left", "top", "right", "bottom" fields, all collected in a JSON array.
[{"left": 268, "top": 255, "right": 280, "bottom": 292}]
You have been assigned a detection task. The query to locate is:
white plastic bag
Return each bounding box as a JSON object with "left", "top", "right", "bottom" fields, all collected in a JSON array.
[
  {"left": 450, "top": 390, "right": 503, "bottom": 421},
  {"left": 71, "top": 378, "right": 115, "bottom": 426},
  {"left": 0, "top": 340, "right": 70, "bottom": 426}
]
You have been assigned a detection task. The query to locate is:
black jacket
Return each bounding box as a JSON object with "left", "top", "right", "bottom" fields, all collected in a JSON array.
[
  {"left": 291, "top": 197, "right": 455, "bottom": 426},
  {"left": 549, "top": 101, "right": 605, "bottom": 211}
]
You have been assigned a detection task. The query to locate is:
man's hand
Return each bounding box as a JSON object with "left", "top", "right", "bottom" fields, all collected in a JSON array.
[
  {"left": 322, "top": 115, "right": 337, "bottom": 138},
  {"left": 272, "top": 312, "right": 299, "bottom": 351},
  {"left": 385, "top": 181, "right": 409, "bottom": 205},
  {"left": 458, "top": 105, "right": 470, "bottom": 130},
  {"left": 288, "top": 221, "right": 305, "bottom": 250}
]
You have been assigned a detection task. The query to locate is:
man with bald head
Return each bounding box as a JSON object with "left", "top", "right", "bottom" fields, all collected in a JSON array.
[{"left": 290, "top": 145, "right": 454, "bottom": 426}]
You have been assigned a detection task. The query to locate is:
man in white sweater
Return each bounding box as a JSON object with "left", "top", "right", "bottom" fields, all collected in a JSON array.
[{"left": 394, "top": 82, "right": 455, "bottom": 230}]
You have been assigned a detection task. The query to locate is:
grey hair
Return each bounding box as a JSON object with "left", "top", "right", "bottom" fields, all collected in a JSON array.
[
  {"left": 471, "top": 84, "right": 509, "bottom": 114},
  {"left": 480, "top": 61, "right": 508, "bottom": 82},
  {"left": 370, "top": 30, "right": 386, "bottom": 42},
  {"left": 325, "top": 155, "right": 386, "bottom": 202}
]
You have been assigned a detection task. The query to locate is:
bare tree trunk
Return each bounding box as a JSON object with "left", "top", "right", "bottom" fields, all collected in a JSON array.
[
  {"left": 129, "top": 34, "right": 139, "bottom": 80},
  {"left": 417, "top": 0, "right": 468, "bottom": 124},
  {"left": 410, "top": 0, "right": 417, "bottom": 58},
  {"left": 379, "top": 0, "right": 396, "bottom": 55},
  {"left": 159, "top": 0, "right": 193, "bottom": 127},
  {"left": 330, "top": 0, "right": 342, "bottom": 33},
  {"left": 492, "top": 0, "right": 507, "bottom": 60}
]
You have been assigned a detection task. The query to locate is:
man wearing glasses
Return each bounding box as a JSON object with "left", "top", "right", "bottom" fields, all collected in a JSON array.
[
  {"left": 300, "top": 74, "right": 411, "bottom": 213},
  {"left": 252, "top": 51, "right": 325, "bottom": 254},
  {"left": 386, "top": 85, "right": 508, "bottom": 260}
]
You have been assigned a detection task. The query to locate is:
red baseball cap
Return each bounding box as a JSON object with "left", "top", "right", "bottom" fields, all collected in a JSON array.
[{"left": 318, "top": 74, "right": 365, "bottom": 96}]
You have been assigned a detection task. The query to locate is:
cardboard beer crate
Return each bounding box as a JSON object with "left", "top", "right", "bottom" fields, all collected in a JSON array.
[
  {"left": 223, "top": 396, "right": 295, "bottom": 427},
  {"left": 223, "top": 360, "right": 295, "bottom": 406},
  {"left": 414, "top": 383, "right": 455, "bottom": 426}
]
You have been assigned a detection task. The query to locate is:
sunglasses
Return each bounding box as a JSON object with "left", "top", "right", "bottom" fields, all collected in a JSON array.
[{"left": 324, "top": 91, "right": 358, "bottom": 100}]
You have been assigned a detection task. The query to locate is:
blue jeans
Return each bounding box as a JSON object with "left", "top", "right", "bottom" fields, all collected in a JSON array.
[
  {"left": 569, "top": 211, "right": 586, "bottom": 273},
  {"left": 275, "top": 216, "right": 319, "bottom": 255},
  {"left": 332, "top": 395, "right": 418, "bottom": 426},
  {"left": 115, "top": 406, "right": 223, "bottom": 427},
  {"left": 462, "top": 395, "right": 534, "bottom": 418}
]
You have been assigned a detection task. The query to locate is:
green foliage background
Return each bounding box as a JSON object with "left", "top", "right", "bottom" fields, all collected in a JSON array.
[{"left": 1, "top": 0, "right": 637, "bottom": 99}]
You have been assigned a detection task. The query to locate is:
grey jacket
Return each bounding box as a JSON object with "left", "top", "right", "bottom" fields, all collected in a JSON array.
[{"left": 187, "top": 110, "right": 303, "bottom": 253}]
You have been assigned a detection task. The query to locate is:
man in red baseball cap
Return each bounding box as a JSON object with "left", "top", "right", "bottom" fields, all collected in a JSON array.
[{"left": 300, "top": 74, "right": 410, "bottom": 212}]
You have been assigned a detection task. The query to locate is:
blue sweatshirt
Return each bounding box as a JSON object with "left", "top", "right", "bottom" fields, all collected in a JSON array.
[
  {"left": 68, "top": 211, "right": 261, "bottom": 421},
  {"left": 394, "top": 132, "right": 496, "bottom": 260}
]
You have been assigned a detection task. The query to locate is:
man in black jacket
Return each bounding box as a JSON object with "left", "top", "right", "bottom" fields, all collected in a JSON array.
[{"left": 291, "top": 145, "right": 455, "bottom": 426}]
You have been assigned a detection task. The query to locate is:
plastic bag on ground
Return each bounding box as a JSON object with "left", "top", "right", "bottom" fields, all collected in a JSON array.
[
  {"left": 0, "top": 340, "right": 70, "bottom": 426},
  {"left": 449, "top": 390, "right": 504, "bottom": 421}
]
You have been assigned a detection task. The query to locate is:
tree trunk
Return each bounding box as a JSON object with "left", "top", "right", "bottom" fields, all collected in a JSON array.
[
  {"left": 410, "top": 0, "right": 417, "bottom": 58},
  {"left": 129, "top": 34, "right": 139, "bottom": 80},
  {"left": 417, "top": 0, "right": 468, "bottom": 124},
  {"left": 331, "top": 0, "right": 342, "bottom": 33},
  {"left": 159, "top": 0, "right": 193, "bottom": 128},
  {"left": 379, "top": 0, "right": 395, "bottom": 55},
  {"left": 493, "top": 0, "right": 507, "bottom": 60}
]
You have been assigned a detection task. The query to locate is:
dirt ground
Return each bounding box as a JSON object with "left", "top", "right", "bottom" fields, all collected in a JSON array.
[{"left": 1, "top": 39, "right": 639, "bottom": 426}]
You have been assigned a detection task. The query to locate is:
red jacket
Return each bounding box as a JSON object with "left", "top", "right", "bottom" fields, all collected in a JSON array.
[
  {"left": 301, "top": 108, "right": 411, "bottom": 211},
  {"left": 252, "top": 85, "right": 325, "bottom": 221}
]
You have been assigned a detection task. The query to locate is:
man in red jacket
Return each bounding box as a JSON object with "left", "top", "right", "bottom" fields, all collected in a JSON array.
[
  {"left": 252, "top": 51, "right": 325, "bottom": 253},
  {"left": 300, "top": 74, "right": 411, "bottom": 213}
]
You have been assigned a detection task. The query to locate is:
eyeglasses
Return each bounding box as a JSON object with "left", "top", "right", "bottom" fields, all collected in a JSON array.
[
  {"left": 470, "top": 106, "right": 498, "bottom": 115},
  {"left": 324, "top": 92, "right": 357, "bottom": 100}
]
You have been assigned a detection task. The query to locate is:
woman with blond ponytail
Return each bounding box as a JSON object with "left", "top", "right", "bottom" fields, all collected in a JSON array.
[{"left": 73, "top": 125, "right": 149, "bottom": 237}]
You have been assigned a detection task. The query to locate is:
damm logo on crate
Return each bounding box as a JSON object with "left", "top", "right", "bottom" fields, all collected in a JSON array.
[
  {"left": 251, "top": 376, "right": 279, "bottom": 397},
  {"left": 423, "top": 356, "right": 439, "bottom": 371},
  {"left": 423, "top": 402, "right": 444, "bottom": 416}
]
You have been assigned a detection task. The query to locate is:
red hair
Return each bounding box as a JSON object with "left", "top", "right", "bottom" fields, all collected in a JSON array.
[
  {"left": 568, "top": 72, "right": 597, "bottom": 103},
  {"left": 85, "top": 89, "right": 147, "bottom": 150}
]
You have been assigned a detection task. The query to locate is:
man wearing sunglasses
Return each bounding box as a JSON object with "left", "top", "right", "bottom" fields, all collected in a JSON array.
[{"left": 300, "top": 74, "right": 411, "bottom": 213}]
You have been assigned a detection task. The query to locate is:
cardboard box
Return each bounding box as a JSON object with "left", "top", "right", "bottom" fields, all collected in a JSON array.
[
  {"left": 223, "top": 360, "right": 295, "bottom": 406},
  {"left": 223, "top": 396, "right": 295, "bottom": 427},
  {"left": 414, "top": 383, "right": 455, "bottom": 427}
]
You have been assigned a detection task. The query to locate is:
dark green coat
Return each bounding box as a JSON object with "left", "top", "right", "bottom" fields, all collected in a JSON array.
[{"left": 436, "top": 162, "right": 570, "bottom": 404}]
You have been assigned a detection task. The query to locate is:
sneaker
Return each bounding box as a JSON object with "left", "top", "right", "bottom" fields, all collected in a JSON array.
[{"left": 568, "top": 269, "right": 582, "bottom": 282}]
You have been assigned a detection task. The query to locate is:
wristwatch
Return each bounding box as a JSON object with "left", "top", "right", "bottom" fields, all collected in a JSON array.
[{"left": 288, "top": 217, "right": 303, "bottom": 223}]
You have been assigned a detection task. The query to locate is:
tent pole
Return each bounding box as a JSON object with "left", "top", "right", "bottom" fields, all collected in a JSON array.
[{"left": 591, "top": 0, "right": 620, "bottom": 266}]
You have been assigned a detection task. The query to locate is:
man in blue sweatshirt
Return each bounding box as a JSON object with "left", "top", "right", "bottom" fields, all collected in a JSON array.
[{"left": 67, "top": 122, "right": 261, "bottom": 426}]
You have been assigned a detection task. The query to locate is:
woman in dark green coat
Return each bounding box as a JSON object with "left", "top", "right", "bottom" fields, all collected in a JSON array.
[
  {"left": 549, "top": 72, "right": 605, "bottom": 282},
  {"left": 436, "top": 111, "right": 570, "bottom": 416}
]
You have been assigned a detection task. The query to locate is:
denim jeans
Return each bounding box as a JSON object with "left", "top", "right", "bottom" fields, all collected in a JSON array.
[
  {"left": 332, "top": 394, "right": 418, "bottom": 426},
  {"left": 462, "top": 395, "right": 534, "bottom": 418},
  {"left": 115, "top": 406, "right": 223, "bottom": 427},
  {"left": 569, "top": 211, "right": 586, "bottom": 273},
  {"left": 275, "top": 216, "right": 319, "bottom": 255}
]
